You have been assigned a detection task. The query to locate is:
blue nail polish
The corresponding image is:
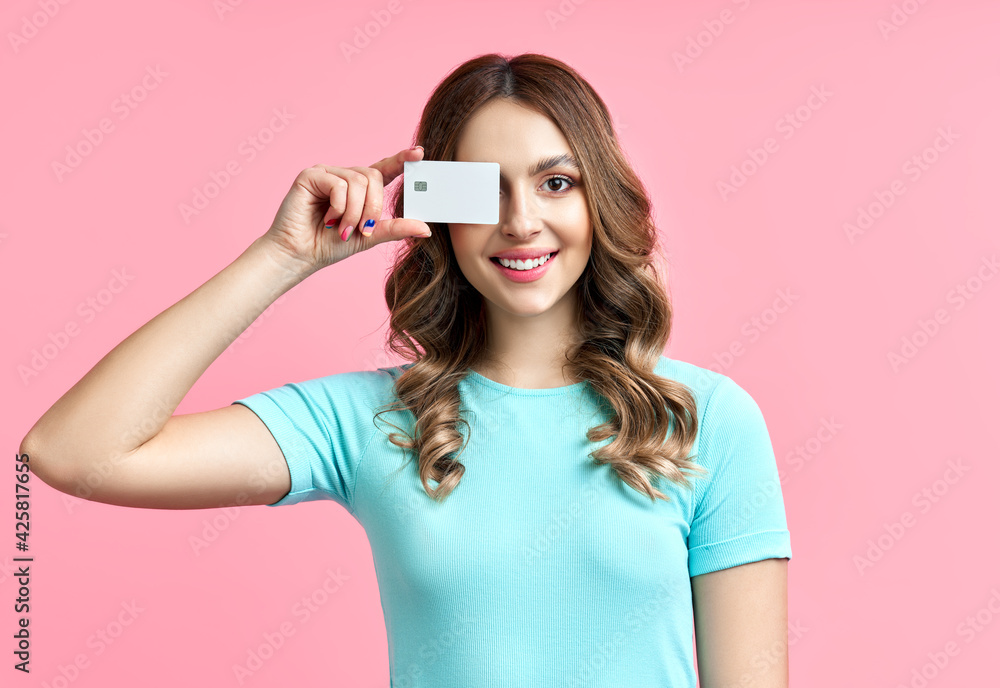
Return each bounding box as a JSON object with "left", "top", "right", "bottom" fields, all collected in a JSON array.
[{"left": 364, "top": 219, "right": 375, "bottom": 229}]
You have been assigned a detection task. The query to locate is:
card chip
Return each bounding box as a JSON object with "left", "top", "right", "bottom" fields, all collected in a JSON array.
[{"left": 414, "top": 181, "right": 427, "bottom": 191}]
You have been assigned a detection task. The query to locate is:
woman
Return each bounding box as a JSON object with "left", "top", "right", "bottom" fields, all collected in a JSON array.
[{"left": 22, "top": 53, "right": 792, "bottom": 687}]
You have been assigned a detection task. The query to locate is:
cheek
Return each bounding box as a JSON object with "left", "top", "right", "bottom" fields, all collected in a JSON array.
[
  {"left": 567, "top": 203, "right": 592, "bottom": 250},
  {"left": 449, "top": 230, "right": 481, "bottom": 274}
]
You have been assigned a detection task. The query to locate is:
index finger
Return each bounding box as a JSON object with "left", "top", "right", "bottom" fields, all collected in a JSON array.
[{"left": 369, "top": 146, "right": 424, "bottom": 185}]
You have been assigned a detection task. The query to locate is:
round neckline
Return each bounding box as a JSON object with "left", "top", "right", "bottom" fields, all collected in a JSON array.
[{"left": 464, "top": 369, "right": 590, "bottom": 396}]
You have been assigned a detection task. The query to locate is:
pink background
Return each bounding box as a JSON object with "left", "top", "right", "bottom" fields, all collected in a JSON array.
[{"left": 4, "top": 0, "right": 999, "bottom": 686}]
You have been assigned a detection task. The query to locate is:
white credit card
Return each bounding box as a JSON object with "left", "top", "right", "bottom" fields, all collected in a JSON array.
[{"left": 403, "top": 160, "right": 499, "bottom": 224}]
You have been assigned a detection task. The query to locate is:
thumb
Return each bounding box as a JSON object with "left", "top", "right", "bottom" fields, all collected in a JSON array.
[
  {"left": 369, "top": 146, "right": 423, "bottom": 186},
  {"left": 370, "top": 217, "right": 433, "bottom": 242}
]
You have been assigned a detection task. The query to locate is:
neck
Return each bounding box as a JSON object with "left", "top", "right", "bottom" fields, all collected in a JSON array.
[{"left": 475, "top": 290, "right": 583, "bottom": 389}]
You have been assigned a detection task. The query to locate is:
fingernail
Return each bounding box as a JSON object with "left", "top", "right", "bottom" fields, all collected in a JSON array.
[
  {"left": 325, "top": 220, "right": 335, "bottom": 229},
  {"left": 362, "top": 218, "right": 375, "bottom": 236},
  {"left": 341, "top": 225, "right": 353, "bottom": 241}
]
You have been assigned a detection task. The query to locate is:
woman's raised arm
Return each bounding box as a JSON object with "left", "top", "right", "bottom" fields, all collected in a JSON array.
[{"left": 19, "top": 149, "right": 432, "bottom": 510}]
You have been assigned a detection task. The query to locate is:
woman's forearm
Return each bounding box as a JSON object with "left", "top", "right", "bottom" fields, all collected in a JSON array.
[{"left": 20, "top": 236, "right": 311, "bottom": 476}]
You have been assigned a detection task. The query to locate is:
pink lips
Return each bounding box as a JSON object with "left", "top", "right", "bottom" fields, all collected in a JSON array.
[{"left": 490, "top": 251, "right": 557, "bottom": 283}]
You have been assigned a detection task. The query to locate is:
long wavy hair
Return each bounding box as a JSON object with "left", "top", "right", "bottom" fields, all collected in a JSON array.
[{"left": 374, "top": 52, "right": 705, "bottom": 504}]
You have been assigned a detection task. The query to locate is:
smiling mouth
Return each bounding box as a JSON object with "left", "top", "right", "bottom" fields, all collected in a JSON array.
[{"left": 489, "top": 251, "right": 558, "bottom": 269}]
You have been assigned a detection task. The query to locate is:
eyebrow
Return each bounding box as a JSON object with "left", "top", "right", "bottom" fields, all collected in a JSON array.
[{"left": 498, "top": 153, "right": 579, "bottom": 181}]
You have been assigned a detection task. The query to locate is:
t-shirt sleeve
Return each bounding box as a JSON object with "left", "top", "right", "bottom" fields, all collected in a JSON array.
[
  {"left": 231, "top": 371, "right": 383, "bottom": 512},
  {"left": 686, "top": 375, "right": 792, "bottom": 577}
]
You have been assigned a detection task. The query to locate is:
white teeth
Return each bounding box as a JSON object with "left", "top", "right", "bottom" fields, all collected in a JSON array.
[{"left": 498, "top": 253, "right": 552, "bottom": 270}]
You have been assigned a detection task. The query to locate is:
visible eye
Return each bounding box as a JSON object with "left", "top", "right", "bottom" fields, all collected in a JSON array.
[
  {"left": 543, "top": 175, "right": 576, "bottom": 193},
  {"left": 498, "top": 175, "right": 578, "bottom": 196}
]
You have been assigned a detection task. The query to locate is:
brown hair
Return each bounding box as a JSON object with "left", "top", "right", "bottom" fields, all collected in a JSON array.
[{"left": 375, "top": 52, "right": 705, "bottom": 503}]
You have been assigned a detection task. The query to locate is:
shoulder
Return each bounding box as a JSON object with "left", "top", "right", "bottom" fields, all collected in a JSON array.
[
  {"left": 377, "top": 361, "right": 417, "bottom": 380},
  {"left": 255, "top": 366, "right": 404, "bottom": 413},
  {"left": 653, "top": 355, "right": 765, "bottom": 433}
]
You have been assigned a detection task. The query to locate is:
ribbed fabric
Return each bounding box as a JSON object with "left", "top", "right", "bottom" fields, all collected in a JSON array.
[{"left": 232, "top": 355, "right": 792, "bottom": 687}]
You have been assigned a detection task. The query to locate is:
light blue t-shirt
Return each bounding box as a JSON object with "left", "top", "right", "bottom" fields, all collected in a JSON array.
[{"left": 232, "top": 354, "right": 792, "bottom": 687}]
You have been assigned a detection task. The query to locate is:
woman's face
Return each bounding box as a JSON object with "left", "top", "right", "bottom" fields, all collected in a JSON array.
[{"left": 448, "top": 98, "right": 592, "bottom": 324}]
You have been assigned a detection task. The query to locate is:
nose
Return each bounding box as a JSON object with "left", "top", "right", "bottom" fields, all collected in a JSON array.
[{"left": 499, "top": 183, "right": 542, "bottom": 240}]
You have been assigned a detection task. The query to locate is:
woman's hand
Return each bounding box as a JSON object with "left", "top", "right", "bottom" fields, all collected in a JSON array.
[{"left": 261, "top": 146, "right": 432, "bottom": 276}]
